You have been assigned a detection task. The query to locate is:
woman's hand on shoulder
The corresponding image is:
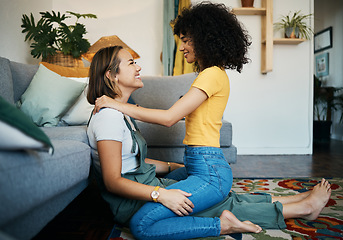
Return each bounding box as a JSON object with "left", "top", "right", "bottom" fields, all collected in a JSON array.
[
  {"left": 158, "top": 188, "right": 194, "bottom": 216},
  {"left": 94, "top": 95, "right": 120, "bottom": 113}
]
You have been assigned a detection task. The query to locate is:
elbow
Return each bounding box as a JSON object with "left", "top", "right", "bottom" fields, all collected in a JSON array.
[
  {"left": 156, "top": 110, "right": 180, "bottom": 127},
  {"left": 103, "top": 177, "right": 120, "bottom": 193},
  {"left": 163, "top": 121, "right": 174, "bottom": 128},
  {"left": 104, "top": 181, "right": 114, "bottom": 192},
  {"left": 162, "top": 117, "right": 178, "bottom": 128}
]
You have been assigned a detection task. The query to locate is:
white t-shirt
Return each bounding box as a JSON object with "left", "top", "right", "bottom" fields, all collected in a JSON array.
[{"left": 87, "top": 108, "right": 139, "bottom": 174}]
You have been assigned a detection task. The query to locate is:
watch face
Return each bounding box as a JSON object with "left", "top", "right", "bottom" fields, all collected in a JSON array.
[{"left": 151, "top": 191, "right": 159, "bottom": 199}]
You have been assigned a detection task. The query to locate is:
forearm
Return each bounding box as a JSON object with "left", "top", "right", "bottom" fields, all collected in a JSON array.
[
  {"left": 145, "top": 158, "right": 184, "bottom": 175},
  {"left": 120, "top": 103, "right": 177, "bottom": 127},
  {"left": 106, "top": 176, "right": 156, "bottom": 201},
  {"left": 95, "top": 88, "right": 207, "bottom": 127}
]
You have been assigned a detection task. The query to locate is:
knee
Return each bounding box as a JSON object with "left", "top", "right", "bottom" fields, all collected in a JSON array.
[
  {"left": 129, "top": 211, "right": 151, "bottom": 240},
  {"left": 130, "top": 213, "right": 142, "bottom": 239}
]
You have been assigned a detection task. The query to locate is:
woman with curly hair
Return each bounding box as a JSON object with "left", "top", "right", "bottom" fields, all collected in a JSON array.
[{"left": 94, "top": 2, "right": 253, "bottom": 239}]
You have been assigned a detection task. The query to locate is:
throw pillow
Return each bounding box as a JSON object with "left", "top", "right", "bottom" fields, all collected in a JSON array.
[
  {"left": 61, "top": 78, "right": 94, "bottom": 125},
  {"left": 18, "top": 64, "right": 86, "bottom": 127},
  {"left": 0, "top": 96, "right": 53, "bottom": 153},
  {"left": 40, "top": 62, "right": 89, "bottom": 77}
]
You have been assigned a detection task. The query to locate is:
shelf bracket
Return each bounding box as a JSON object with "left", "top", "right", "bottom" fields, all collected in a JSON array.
[{"left": 261, "top": 0, "right": 273, "bottom": 74}]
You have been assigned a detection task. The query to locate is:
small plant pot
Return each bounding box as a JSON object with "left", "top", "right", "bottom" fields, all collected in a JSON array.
[
  {"left": 285, "top": 27, "right": 299, "bottom": 38},
  {"left": 313, "top": 120, "right": 332, "bottom": 142},
  {"left": 241, "top": 0, "right": 254, "bottom": 7}
]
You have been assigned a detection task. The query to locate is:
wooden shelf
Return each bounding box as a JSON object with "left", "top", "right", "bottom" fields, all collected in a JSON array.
[
  {"left": 232, "top": 7, "right": 266, "bottom": 15},
  {"left": 233, "top": 0, "right": 305, "bottom": 74},
  {"left": 260, "top": 0, "right": 273, "bottom": 74},
  {"left": 232, "top": 1, "right": 273, "bottom": 74},
  {"left": 273, "top": 38, "right": 306, "bottom": 45}
]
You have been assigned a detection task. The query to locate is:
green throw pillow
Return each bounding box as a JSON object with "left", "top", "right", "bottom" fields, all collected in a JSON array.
[
  {"left": 17, "top": 64, "right": 86, "bottom": 127},
  {"left": 0, "top": 96, "right": 53, "bottom": 153}
]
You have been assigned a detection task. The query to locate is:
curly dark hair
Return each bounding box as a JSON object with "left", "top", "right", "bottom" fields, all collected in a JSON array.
[{"left": 173, "top": 1, "right": 251, "bottom": 73}]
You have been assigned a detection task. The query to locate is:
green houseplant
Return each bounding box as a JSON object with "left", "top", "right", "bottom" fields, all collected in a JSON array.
[
  {"left": 21, "top": 11, "right": 97, "bottom": 60},
  {"left": 274, "top": 11, "right": 313, "bottom": 39},
  {"left": 313, "top": 75, "right": 343, "bottom": 141}
]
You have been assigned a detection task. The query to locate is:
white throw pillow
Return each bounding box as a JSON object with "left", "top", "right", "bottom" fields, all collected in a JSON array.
[{"left": 60, "top": 77, "right": 94, "bottom": 125}]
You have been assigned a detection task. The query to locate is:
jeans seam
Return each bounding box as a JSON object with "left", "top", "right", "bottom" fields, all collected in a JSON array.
[{"left": 202, "top": 155, "right": 231, "bottom": 198}]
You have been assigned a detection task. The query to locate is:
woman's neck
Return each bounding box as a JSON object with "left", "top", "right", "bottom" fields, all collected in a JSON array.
[{"left": 116, "top": 91, "right": 132, "bottom": 104}]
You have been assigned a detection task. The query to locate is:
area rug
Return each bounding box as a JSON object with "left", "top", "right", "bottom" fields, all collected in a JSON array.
[{"left": 108, "top": 178, "right": 343, "bottom": 240}]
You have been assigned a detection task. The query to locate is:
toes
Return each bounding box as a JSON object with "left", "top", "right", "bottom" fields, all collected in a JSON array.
[
  {"left": 256, "top": 225, "right": 262, "bottom": 233},
  {"left": 242, "top": 221, "right": 262, "bottom": 233}
]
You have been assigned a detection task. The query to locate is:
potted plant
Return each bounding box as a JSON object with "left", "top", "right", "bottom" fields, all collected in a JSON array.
[
  {"left": 21, "top": 11, "right": 97, "bottom": 65},
  {"left": 241, "top": 0, "right": 254, "bottom": 8},
  {"left": 313, "top": 75, "right": 343, "bottom": 141},
  {"left": 274, "top": 11, "right": 313, "bottom": 39}
]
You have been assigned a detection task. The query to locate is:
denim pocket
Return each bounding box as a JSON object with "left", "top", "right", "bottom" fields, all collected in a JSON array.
[
  {"left": 213, "top": 164, "right": 232, "bottom": 197},
  {"left": 205, "top": 158, "right": 232, "bottom": 198}
]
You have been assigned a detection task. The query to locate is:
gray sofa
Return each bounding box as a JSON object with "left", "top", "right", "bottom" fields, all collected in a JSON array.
[
  {"left": 0, "top": 56, "right": 236, "bottom": 240},
  {"left": 0, "top": 57, "right": 92, "bottom": 240}
]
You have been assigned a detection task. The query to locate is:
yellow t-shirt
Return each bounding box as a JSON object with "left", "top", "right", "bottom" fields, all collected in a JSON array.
[{"left": 183, "top": 66, "right": 230, "bottom": 147}]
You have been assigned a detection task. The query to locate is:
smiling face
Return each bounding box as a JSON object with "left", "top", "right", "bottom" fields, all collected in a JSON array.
[
  {"left": 179, "top": 34, "right": 196, "bottom": 64},
  {"left": 114, "top": 49, "right": 143, "bottom": 93}
]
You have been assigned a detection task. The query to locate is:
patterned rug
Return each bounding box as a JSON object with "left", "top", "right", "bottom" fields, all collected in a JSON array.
[{"left": 108, "top": 178, "right": 343, "bottom": 240}]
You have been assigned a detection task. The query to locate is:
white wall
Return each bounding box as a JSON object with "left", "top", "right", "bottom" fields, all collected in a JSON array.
[
  {"left": 51, "top": 0, "right": 163, "bottom": 76},
  {"left": 314, "top": 0, "right": 343, "bottom": 141},
  {"left": 0, "top": 0, "right": 163, "bottom": 75},
  {"left": 0, "top": 0, "right": 51, "bottom": 64},
  {"left": 0, "top": 0, "right": 314, "bottom": 155},
  {"left": 203, "top": 0, "right": 314, "bottom": 154}
]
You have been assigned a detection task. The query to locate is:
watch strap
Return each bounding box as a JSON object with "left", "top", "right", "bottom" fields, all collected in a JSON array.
[{"left": 152, "top": 186, "right": 160, "bottom": 202}]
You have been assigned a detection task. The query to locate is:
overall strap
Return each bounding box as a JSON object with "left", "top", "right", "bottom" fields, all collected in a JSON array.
[
  {"left": 123, "top": 115, "right": 138, "bottom": 153},
  {"left": 130, "top": 116, "right": 140, "bottom": 131},
  {"left": 87, "top": 107, "right": 95, "bottom": 127}
]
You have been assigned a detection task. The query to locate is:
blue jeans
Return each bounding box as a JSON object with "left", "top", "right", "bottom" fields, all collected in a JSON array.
[{"left": 130, "top": 146, "right": 233, "bottom": 240}]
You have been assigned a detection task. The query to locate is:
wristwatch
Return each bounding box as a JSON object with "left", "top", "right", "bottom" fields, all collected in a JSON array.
[{"left": 151, "top": 186, "right": 160, "bottom": 202}]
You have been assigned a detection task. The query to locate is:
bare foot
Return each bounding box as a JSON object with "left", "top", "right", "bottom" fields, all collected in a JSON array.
[
  {"left": 220, "top": 210, "right": 262, "bottom": 235},
  {"left": 303, "top": 178, "right": 331, "bottom": 220}
]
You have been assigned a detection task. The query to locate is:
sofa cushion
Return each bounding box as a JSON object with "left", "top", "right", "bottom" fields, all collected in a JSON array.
[
  {"left": 0, "top": 139, "right": 91, "bottom": 226},
  {"left": 0, "top": 96, "right": 53, "bottom": 152},
  {"left": 0, "top": 57, "right": 14, "bottom": 104},
  {"left": 17, "top": 64, "right": 86, "bottom": 127},
  {"left": 60, "top": 88, "right": 94, "bottom": 125},
  {"left": 9, "top": 60, "right": 39, "bottom": 103},
  {"left": 60, "top": 78, "right": 94, "bottom": 126},
  {"left": 132, "top": 73, "right": 197, "bottom": 110},
  {"left": 41, "top": 125, "right": 89, "bottom": 145}
]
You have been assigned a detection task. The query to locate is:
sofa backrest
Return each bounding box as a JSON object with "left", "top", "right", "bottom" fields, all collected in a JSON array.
[
  {"left": 10, "top": 60, "right": 39, "bottom": 103},
  {"left": 0, "top": 56, "right": 39, "bottom": 104},
  {"left": 0, "top": 57, "right": 14, "bottom": 104},
  {"left": 132, "top": 73, "right": 197, "bottom": 110},
  {"left": 1, "top": 55, "right": 197, "bottom": 109}
]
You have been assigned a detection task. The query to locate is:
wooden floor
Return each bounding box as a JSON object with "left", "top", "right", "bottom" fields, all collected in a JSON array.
[
  {"left": 33, "top": 140, "right": 343, "bottom": 240},
  {"left": 231, "top": 140, "right": 343, "bottom": 178}
]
